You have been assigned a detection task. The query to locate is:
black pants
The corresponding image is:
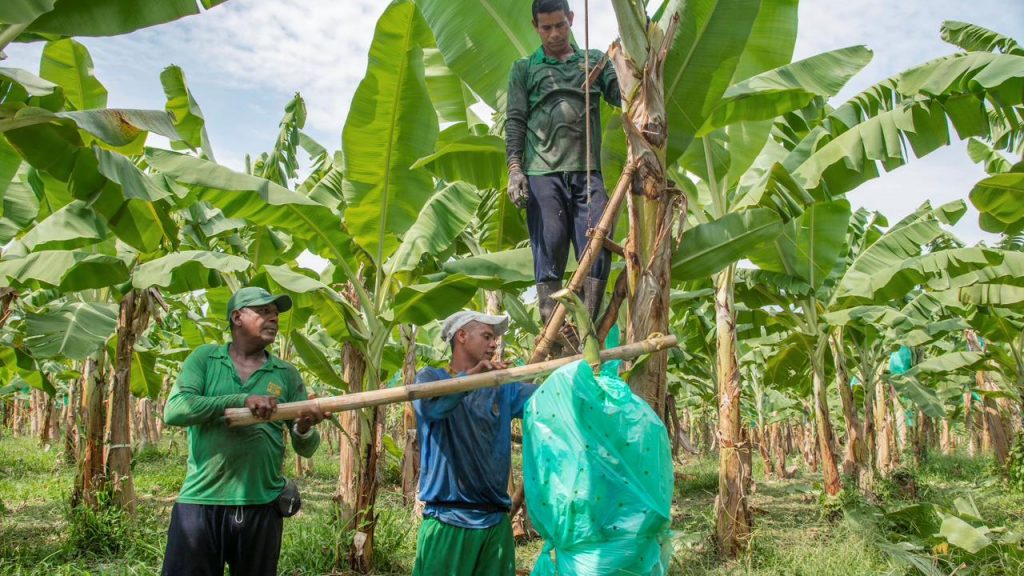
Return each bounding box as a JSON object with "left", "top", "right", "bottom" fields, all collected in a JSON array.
[
  {"left": 161, "top": 502, "right": 282, "bottom": 576},
  {"left": 526, "top": 172, "right": 612, "bottom": 283}
]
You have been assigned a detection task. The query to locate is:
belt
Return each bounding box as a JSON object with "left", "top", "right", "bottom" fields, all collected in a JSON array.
[{"left": 424, "top": 500, "right": 510, "bottom": 514}]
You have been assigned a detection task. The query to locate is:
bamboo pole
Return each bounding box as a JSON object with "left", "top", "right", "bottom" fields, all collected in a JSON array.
[{"left": 225, "top": 334, "right": 677, "bottom": 427}]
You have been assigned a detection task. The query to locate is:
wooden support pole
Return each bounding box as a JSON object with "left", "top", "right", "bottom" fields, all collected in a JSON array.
[
  {"left": 587, "top": 229, "right": 624, "bottom": 256},
  {"left": 225, "top": 334, "right": 676, "bottom": 427}
]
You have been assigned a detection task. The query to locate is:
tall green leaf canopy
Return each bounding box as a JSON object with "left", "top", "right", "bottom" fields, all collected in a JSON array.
[
  {"left": 830, "top": 202, "right": 956, "bottom": 305},
  {"left": 695, "top": 0, "right": 799, "bottom": 189},
  {"left": 423, "top": 48, "right": 474, "bottom": 125},
  {"left": 19, "top": 200, "right": 109, "bottom": 251},
  {"left": 730, "top": 0, "right": 799, "bottom": 83},
  {"left": 961, "top": 283, "right": 1024, "bottom": 307},
  {"left": 0, "top": 67, "right": 58, "bottom": 97},
  {"left": 290, "top": 330, "right": 348, "bottom": 393},
  {"left": 24, "top": 301, "right": 118, "bottom": 360},
  {"left": 392, "top": 273, "right": 479, "bottom": 325},
  {"left": 662, "top": 0, "right": 760, "bottom": 161},
  {"left": 67, "top": 147, "right": 179, "bottom": 253},
  {"left": 343, "top": 0, "right": 438, "bottom": 269},
  {"left": 749, "top": 199, "right": 852, "bottom": 289},
  {"left": 0, "top": 1, "right": 57, "bottom": 24},
  {"left": 414, "top": 0, "right": 535, "bottom": 109},
  {"left": 132, "top": 251, "right": 250, "bottom": 293},
  {"left": 161, "top": 65, "right": 215, "bottom": 160},
  {"left": 699, "top": 46, "right": 873, "bottom": 135},
  {"left": 262, "top": 265, "right": 363, "bottom": 343},
  {"left": 673, "top": 208, "right": 783, "bottom": 281},
  {"left": 411, "top": 124, "right": 506, "bottom": 191},
  {"left": 789, "top": 51, "right": 1024, "bottom": 195},
  {"left": 941, "top": 21, "right": 1024, "bottom": 56},
  {"left": 2, "top": 0, "right": 231, "bottom": 37},
  {"left": 145, "top": 149, "right": 350, "bottom": 264},
  {"left": 0, "top": 250, "right": 129, "bottom": 291},
  {"left": 970, "top": 172, "right": 1024, "bottom": 234},
  {"left": 129, "top": 349, "right": 163, "bottom": 399},
  {"left": 0, "top": 177, "right": 41, "bottom": 244},
  {"left": 475, "top": 187, "right": 528, "bottom": 253},
  {"left": 438, "top": 247, "right": 535, "bottom": 289},
  {"left": 385, "top": 181, "right": 481, "bottom": 276},
  {"left": 39, "top": 38, "right": 107, "bottom": 111}
]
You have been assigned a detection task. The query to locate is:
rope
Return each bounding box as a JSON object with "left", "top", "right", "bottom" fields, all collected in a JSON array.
[{"left": 583, "top": 0, "right": 593, "bottom": 234}]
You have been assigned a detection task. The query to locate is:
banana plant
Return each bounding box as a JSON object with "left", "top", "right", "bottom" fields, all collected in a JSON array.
[{"left": 0, "top": 37, "right": 271, "bottom": 513}]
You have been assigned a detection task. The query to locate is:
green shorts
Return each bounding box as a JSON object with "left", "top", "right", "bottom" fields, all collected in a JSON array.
[{"left": 412, "top": 515, "right": 515, "bottom": 576}]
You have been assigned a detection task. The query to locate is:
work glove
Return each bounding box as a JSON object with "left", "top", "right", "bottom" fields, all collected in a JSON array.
[{"left": 507, "top": 165, "right": 529, "bottom": 209}]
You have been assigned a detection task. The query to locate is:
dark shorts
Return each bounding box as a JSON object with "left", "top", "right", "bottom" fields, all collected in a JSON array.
[
  {"left": 161, "top": 502, "right": 282, "bottom": 576},
  {"left": 526, "top": 171, "right": 612, "bottom": 283}
]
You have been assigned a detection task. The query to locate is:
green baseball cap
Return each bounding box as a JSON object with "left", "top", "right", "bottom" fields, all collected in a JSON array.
[{"left": 226, "top": 286, "right": 293, "bottom": 321}]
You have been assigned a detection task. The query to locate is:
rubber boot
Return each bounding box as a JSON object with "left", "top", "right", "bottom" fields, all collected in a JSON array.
[
  {"left": 584, "top": 276, "right": 607, "bottom": 324},
  {"left": 535, "top": 281, "right": 565, "bottom": 357},
  {"left": 535, "top": 281, "right": 561, "bottom": 325}
]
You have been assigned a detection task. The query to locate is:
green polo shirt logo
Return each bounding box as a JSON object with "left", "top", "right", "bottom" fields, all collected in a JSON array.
[{"left": 267, "top": 382, "right": 283, "bottom": 397}]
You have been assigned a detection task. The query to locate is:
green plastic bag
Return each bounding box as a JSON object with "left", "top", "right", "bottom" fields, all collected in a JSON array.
[
  {"left": 523, "top": 359, "right": 674, "bottom": 575},
  {"left": 889, "top": 345, "right": 913, "bottom": 376}
]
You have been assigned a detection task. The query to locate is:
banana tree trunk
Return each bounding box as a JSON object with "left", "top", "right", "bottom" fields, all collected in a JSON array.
[
  {"left": 106, "top": 289, "right": 151, "bottom": 513},
  {"left": 811, "top": 360, "right": 843, "bottom": 496},
  {"left": 147, "top": 397, "right": 161, "bottom": 445},
  {"left": 712, "top": 265, "right": 751, "bottom": 554},
  {"left": 966, "top": 330, "right": 1009, "bottom": 464},
  {"left": 754, "top": 428, "right": 770, "bottom": 478},
  {"left": 608, "top": 11, "right": 681, "bottom": 420},
  {"left": 73, "top": 354, "right": 106, "bottom": 509},
  {"left": 12, "top": 398, "right": 24, "bottom": 436},
  {"left": 940, "top": 418, "right": 954, "bottom": 455},
  {"left": 399, "top": 325, "right": 419, "bottom": 505},
  {"left": 335, "top": 338, "right": 380, "bottom": 572},
  {"left": 862, "top": 372, "right": 876, "bottom": 484},
  {"left": 39, "top": 390, "right": 54, "bottom": 445},
  {"left": 769, "top": 423, "right": 791, "bottom": 478},
  {"left": 63, "top": 380, "right": 79, "bottom": 465},
  {"left": 979, "top": 373, "right": 1009, "bottom": 465},
  {"left": 892, "top": 387, "right": 908, "bottom": 456},
  {"left": 829, "top": 332, "right": 866, "bottom": 480},
  {"left": 874, "top": 377, "right": 891, "bottom": 475},
  {"left": 800, "top": 420, "right": 818, "bottom": 472},
  {"left": 965, "top": 391, "right": 980, "bottom": 456},
  {"left": 0, "top": 288, "right": 15, "bottom": 329},
  {"left": 29, "top": 389, "right": 40, "bottom": 439},
  {"left": 911, "top": 411, "right": 927, "bottom": 464},
  {"left": 131, "top": 397, "right": 143, "bottom": 450}
]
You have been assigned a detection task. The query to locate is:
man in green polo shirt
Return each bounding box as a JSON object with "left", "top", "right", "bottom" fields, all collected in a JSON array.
[
  {"left": 506, "top": 0, "right": 621, "bottom": 329},
  {"left": 161, "top": 286, "right": 328, "bottom": 576}
]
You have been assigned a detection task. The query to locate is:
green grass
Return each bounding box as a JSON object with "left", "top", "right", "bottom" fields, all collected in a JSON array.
[{"left": 3, "top": 433, "right": 1023, "bottom": 575}]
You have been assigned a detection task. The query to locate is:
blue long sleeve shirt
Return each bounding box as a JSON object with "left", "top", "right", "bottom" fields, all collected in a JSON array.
[{"left": 413, "top": 366, "right": 538, "bottom": 529}]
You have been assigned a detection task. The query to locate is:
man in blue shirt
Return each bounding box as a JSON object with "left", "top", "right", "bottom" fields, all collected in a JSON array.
[{"left": 412, "top": 310, "right": 538, "bottom": 576}]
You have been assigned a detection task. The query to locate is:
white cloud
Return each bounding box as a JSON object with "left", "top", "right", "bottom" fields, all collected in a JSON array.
[
  {"left": 795, "top": 0, "right": 1024, "bottom": 101},
  {"left": 94, "top": 0, "right": 379, "bottom": 135}
]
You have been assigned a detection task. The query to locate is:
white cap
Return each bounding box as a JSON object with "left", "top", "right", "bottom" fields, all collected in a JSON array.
[{"left": 441, "top": 310, "right": 510, "bottom": 343}]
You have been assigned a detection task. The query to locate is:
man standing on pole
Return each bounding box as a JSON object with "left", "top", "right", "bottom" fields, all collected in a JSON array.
[{"left": 506, "top": 0, "right": 621, "bottom": 328}]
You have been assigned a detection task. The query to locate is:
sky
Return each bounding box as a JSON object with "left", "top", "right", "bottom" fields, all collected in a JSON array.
[{"left": 3, "top": 0, "right": 1023, "bottom": 247}]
